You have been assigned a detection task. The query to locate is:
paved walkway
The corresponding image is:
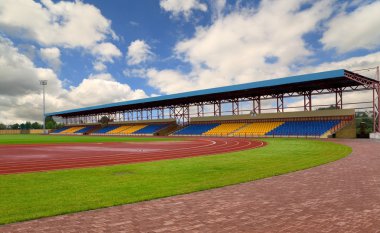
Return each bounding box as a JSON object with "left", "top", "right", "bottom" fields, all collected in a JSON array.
[{"left": 1, "top": 139, "right": 380, "bottom": 233}]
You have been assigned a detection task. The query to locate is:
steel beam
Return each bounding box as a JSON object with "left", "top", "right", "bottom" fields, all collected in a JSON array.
[
  {"left": 252, "top": 96, "right": 261, "bottom": 115},
  {"left": 231, "top": 98, "right": 240, "bottom": 115},
  {"left": 303, "top": 91, "right": 312, "bottom": 111},
  {"left": 196, "top": 103, "right": 204, "bottom": 117},
  {"left": 213, "top": 100, "right": 221, "bottom": 116},
  {"left": 335, "top": 88, "right": 343, "bottom": 109},
  {"left": 276, "top": 94, "right": 284, "bottom": 112}
]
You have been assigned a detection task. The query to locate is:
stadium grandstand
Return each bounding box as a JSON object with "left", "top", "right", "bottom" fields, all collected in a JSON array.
[{"left": 47, "top": 69, "right": 380, "bottom": 139}]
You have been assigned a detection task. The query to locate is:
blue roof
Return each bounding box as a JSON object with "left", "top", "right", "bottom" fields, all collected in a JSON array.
[{"left": 47, "top": 69, "right": 346, "bottom": 116}]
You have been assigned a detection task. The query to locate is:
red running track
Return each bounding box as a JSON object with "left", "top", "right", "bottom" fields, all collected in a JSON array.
[{"left": 0, "top": 138, "right": 265, "bottom": 175}]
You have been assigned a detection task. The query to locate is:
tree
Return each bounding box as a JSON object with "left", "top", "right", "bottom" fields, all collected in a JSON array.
[
  {"left": 0, "top": 123, "right": 6, "bottom": 130},
  {"left": 99, "top": 116, "right": 110, "bottom": 127},
  {"left": 25, "top": 121, "right": 32, "bottom": 130},
  {"left": 317, "top": 105, "right": 336, "bottom": 110},
  {"left": 45, "top": 116, "right": 62, "bottom": 129},
  {"left": 31, "top": 122, "right": 42, "bottom": 129},
  {"left": 11, "top": 123, "right": 20, "bottom": 129}
]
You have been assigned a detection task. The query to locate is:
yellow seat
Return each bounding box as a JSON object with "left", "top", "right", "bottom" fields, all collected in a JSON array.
[
  {"left": 106, "top": 126, "right": 132, "bottom": 134},
  {"left": 59, "top": 126, "right": 85, "bottom": 134},
  {"left": 203, "top": 123, "right": 246, "bottom": 136},
  {"left": 232, "top": 122, "right": 284, "bottom": 136},
  {"left": 119, "top": 125, "right": 147, "bottom": 134}
]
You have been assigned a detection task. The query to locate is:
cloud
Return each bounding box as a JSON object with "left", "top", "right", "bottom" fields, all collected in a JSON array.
[
  {"left": 127, "top": 40, "right": 154, "bottom": 65},
  {"left": 147, "top": 0, "right": 334, "bottom": 94},
  {"left": 91, "top": 42, "right": 122, "bottom": 63},
  {"left": 0, "top": 0, "right": 117, "bottom": 48},
  {"left": 321, "top": 1, "right": 380, "bottom": 53},
  {"left": 160, "top": 0, "right": 208, "bottom": 19},
  {"left": 66, "top": 73, "right": 147, "bottom": 106},
  {"left": 0, "top": 0, "right": 121, "bottom": 72},
  {"left": 0, "top": 36, "right": 146, "bottom": 124},
  {"left": 210, "top": 0, "right": 226, "bottom": 20},
  {"left": 40, "top": 47, "right": 61, "bottom": 71},
  {"left": 91, "top": 42, "right": 122, "bottom": 71}
]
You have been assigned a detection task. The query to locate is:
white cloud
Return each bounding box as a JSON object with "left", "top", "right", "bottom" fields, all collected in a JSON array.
[
  {"left": 91, "top": 42, "right": 122, "bottom": 71},
  {"left": 147, "top": 0, "right": 334, "bottom": 94},
  {"left": 66, "top": 74, "right": 147, "bottom": 106},
  {"left": 0, "top": 0, "right": 117, "bottom": 48},
  {"left": 321, "top": 1, "right": 380, "bottom": 53},
  {"left": 127, "top": 40, "right": 154, "bottom": 65},
  {"left": 160, "top": 0, "right": 208, "bottom": 19},
  {"left": 40, "top": 47, "right": 61, "bottom": 71},
  {"left": 91, "top": 42, "right": 122, "bottom": 63},
  {"left": 93, "top": 61, "right": 107, "bottom": 72},
  {"left": 0, "top": 0, "right": 120, "bottom": 72},
  {"left": 0, "top": 36, "right": 146, "bottom": 124},
  {"left": 210, "top": 0, "right": 226, "bottom": 20}
]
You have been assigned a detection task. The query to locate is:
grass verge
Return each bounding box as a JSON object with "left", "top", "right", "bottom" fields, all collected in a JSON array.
[
  {"left": 0, "top": 134, "right": 178, "bottom": 145},
  {"left": 0, "top": 138, "right": 351, "bottom": 225}
]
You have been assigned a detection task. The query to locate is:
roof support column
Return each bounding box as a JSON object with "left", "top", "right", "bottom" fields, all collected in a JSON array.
[
  {"left": 252, "top": 96, "right": 261, "bottom": 115},
  {"left": 304, "top": 91, "right": 312, "bottom": 111},
  {"left": 214, "top": 100, "right": 221, "bottom": 117},
  {"left": 335, "top": 88, "right": 343, "bottom": 109},
  {"left": 196, "top": 102, "right": 204, "bottom": 117},
  {"left": 373, "top": 82, "right": 380, "bottom": 133},
  {"left": 277, "top": 94, "right": 284, "bottom": 112},
  {"left": 232, "top": 98, "right": 239, "bottom": 115}
]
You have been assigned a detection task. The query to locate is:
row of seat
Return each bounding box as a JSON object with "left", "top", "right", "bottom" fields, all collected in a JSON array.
[
  {"left": 173, "top": 120, "right": 341, "bottom": 137},
  {"left": 53, "top": 124, "right": 168, "bottom": 135}
]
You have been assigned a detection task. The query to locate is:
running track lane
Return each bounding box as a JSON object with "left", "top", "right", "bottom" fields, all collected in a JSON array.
[{"left": 0, "top": 138, "right": 265, "bottom": 174}]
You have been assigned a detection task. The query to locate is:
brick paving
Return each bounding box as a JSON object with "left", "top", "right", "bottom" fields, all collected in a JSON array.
[{"left": 1, "top": 139, "right": 380, "bottom": 233}]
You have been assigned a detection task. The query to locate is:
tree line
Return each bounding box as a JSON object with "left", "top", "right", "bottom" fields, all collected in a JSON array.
[{"left": 0, "top": 117, "right": 63, "bottom": 130}]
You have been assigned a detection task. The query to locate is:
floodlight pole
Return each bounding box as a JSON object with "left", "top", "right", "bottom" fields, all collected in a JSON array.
[{"left": 40, "top": 80, "right": 48, "bottom": 134}]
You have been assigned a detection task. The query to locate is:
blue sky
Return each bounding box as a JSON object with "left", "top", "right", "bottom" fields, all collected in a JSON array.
[{"left": 0, "top": 0, "right": 380, "bottom": 123}]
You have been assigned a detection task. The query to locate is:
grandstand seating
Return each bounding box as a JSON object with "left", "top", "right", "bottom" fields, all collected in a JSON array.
[
  {"left": 106, "top": 126, "right": 131, "bottom": 134},
  {"left": 173, "top": 123, "right": 220, "bottom": 135},
  {"left": 74, "top": 126, "right": 94, "bottom": 134},
  {"left": 119, "top": 125, "right": 147, "bottom": 134},
  {"left": 93, "top": 125, "right": 119, "bottom": 134},
  {"left": 233, "top": 122, "right": 284, "bottom": 136},
  {"left": 59, "top": 126, "right": 85, "bottom": 134},
  {"left": 133, "top": 124, "right": 168, "bottom": 134},
  {"left": 203, "top": 123, "right": 246, "bottom": 136},
  {"left": 52, "top": 126, "right": 70, "bottom": 133},
  {"left": 266, "top": 120, "right": 341, "bottom": 136}
]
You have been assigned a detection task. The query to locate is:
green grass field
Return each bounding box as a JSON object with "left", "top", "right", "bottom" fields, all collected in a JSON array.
[
  {"left": 0, "top": 137, "right": 351, "bottom": 224},
  {"left": 0, "top": 134, "right": 178, "bottom": 144}
]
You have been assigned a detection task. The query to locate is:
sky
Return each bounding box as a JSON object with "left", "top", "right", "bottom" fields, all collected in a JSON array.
[{"left": 0, "top": 0, "right": 380, "bottom": 123}]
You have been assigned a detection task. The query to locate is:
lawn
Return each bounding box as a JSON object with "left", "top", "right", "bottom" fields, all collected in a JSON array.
[
  {"left": 0, "top": 138, "right": 351, "bottom": 225},
  {"left": 0, "top": 134, "right": 178, "bottom": 144}
]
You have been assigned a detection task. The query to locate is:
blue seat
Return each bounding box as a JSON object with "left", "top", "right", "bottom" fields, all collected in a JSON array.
[
  {"left": 266, "top": 120, "right": 340, "bottom": 136},
  {"left": 133, "top": 124, "right": 168, "bottom": 134},
  {"left": 93, "top": 125, "right": 119, "bottom": 134},
  {"left": 74, "top": 126, "right": 94, "bottom": 133},
  {"left": 53, "top": 126, "right": 69, "bottom": 133},
  {"left": 174, "top": 123, "right": 220, "bottom": 135}
]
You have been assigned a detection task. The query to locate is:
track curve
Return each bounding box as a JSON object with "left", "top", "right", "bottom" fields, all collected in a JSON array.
[{"left": 0, "top": 138, "right": 265, "bottom": 174}]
